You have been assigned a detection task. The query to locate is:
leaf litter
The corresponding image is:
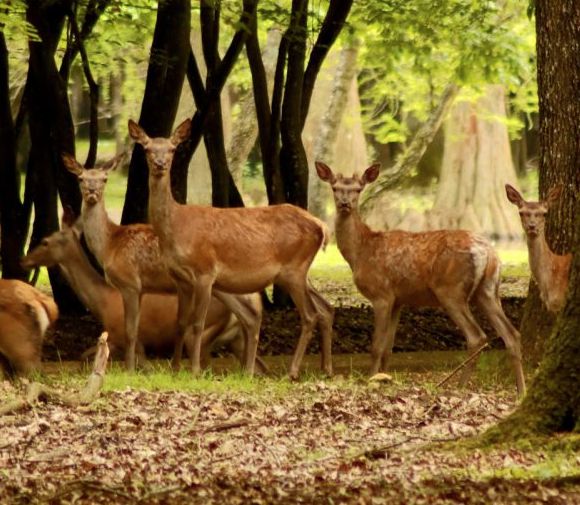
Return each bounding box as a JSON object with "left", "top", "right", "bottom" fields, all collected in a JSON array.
[{"left": 1, "top": 379, "right": 579, "bottom": 504}]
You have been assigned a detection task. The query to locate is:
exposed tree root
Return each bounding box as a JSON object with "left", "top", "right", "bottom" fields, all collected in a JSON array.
[{"left": 0, "top": 332, "right": 109, "bottom": 416}]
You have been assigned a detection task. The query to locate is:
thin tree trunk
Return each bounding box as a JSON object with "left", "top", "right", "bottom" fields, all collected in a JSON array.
[
  {"left": 0, "top": 32, "right": 26, "bottom": 280},
  {"left": 227, "top": 29, "right": 281, "bottom": 186},
  {"left": 308, "top": 41, "right": 360, "bottom": 219},
  {"left": 121, "top": 0, "right": 191, "bottom": 224}
]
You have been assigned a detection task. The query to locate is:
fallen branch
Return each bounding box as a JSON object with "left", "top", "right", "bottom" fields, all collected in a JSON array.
[
  {"left": 436, "top": 342, "right": 490, "bottom": 389},
  {"left": 203, "top": 417, "right": 251, "bottom": 433},
  {"left": 0, "top": 332, "right": 110, "bottom": 416}
]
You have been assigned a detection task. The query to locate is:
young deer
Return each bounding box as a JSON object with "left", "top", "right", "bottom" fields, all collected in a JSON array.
[
  {"left": 505, "top": 184, "right": 572, "bottom": 313},
  {"left": 21, "top": 221, "right": 268, "bottom": 371},
  {"left": 129, "top": 118, "right": 335, "bottom": 378},
  {"left": 316, "top": 162, "right": 526, "bottom": 396},
  {"left": 62, "top": 153, "right": 263, "bottom": 372},
  {"left": 0, "top": 279, "right": 58, "bottom": 376}
]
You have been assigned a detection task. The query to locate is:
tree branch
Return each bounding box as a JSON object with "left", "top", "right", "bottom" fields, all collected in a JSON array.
[{"left": 359, "top": 83, "right": 460, "bottom": 213}]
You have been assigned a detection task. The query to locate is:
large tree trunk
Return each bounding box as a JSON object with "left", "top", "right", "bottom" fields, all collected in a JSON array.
[
  {"left": 431, "top": 85, "right": 521, "bottom": 239},
  {"left": 121, "top": 0, "right": 191, "bottom": 224},
  {"left": 518, "top": 0, "right": 580, "bottom": 363},
  {"left": 308, "top": 41, "right": 360, "bottom": 219},
  {"left": 485, "top": 0, "right": 580, "bottom": 440}
]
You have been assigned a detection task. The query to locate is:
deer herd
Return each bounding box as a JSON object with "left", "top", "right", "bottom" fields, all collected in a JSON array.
[{"left": 0, "top": 119, "right": 573, "bottom": 398}]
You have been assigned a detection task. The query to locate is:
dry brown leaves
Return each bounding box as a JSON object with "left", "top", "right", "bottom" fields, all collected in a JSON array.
[{"left": 1, "top": 379, "right": 578, "bottom": 505}]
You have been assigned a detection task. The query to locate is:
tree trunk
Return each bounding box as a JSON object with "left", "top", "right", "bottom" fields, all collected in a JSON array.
[
  {"left": 484, "top": 0, "right": 580, "bottom": 440},
  {"left": 518, "top": 0, "right": 580, "bottom": 363},
  {"left": 0, "top": 32, "right": 27, "bottom": 280},
  {"left": 227, "top": 29, "right": 281, "bottom": 186},
  {"left": 431, "top": 85, "right": 521, "bottom": 239},
  {"left": 308, "top": 41, "right": 360, "bottom": 219},
  {"left": 121, "top": 0, "right": 191, "bottom": 224}
]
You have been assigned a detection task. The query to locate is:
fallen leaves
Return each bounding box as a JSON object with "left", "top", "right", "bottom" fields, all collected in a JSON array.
[{"left": 1, "top": 379, "right": 579, "bottom": 504}]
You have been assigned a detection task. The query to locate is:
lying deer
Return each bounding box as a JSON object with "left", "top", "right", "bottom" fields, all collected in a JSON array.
[
  {"left": 62, "top": 153, "right": 263, "bottom": 373},
  {"left": 316, "top": 162, "right": 526, "bottom": 396},
  {"left": 505, "top": 184, "right": 572, "bottom": 313},
  {"left": 0, "top": 279, "right": 58, "bottom": 376},
  {"left": 129, "top": 118, "right": 334, "bottom": 378},
  {"left": 21, "top": 220, "right": 268, "bottom": 371}
]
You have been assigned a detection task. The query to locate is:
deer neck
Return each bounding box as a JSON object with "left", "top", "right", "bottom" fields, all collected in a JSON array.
[
  {"left": 335, "top": 209, "right": 369, "bottom": 269},
  {"left": 527, "top": 233, "right": 557, "bottom": 292},
  {"left": 57, "top": 243, "right": 114, "bottom": 323},
  {"left": 82, "top": 200, "right": 117, "bottom": 265},
  {"left": 148, "top": 174, "right": 176, "bottom": 242}
]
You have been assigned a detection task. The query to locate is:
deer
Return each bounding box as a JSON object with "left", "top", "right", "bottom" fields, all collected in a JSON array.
[
  {"left": 21, "top": 219, "right": 268, "bottom": 371},
  {"left": 62, "top": 153, "right": 264, "bottom": 373},
  {"left": 505, "top": 184, "right": 572, "bottom": 313},
  {"left": 0, "top": 278, "right": 58, "bottom": 376},
  {"left": 128, "top": 118, "right": 335, "bottom": 379},
  {"left": 316, "top": 162, "right": 526, "bottom": 397}
]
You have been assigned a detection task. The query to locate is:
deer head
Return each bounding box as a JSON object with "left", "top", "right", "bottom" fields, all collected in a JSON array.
[
  {"left": 128, "top": 119, "right": 191, "bottom": 179},
  {"left": 315, "top": 162, "right": 380, "bottom": 215},
  {"left": 62, "top": 153, "right": 125, "bottom": 206},
  {"left": 505, "top": 184, "right": 562, "bottom": 239}
]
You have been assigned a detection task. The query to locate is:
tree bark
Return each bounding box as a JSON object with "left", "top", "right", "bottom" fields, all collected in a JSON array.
[
  {"left": 518, "top": 0, "right": 580, "bottom": 363},
  {"left": 121, "top": 0, "right": 191, "bottom": 225},
  {"left": 430, "top": 85, "right": 521, "bottom": 239},
  {"left": 484, "top": 0, "right": 580, "bottom": 440}
]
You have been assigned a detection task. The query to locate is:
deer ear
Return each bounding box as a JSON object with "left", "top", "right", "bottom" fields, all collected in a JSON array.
[
  {"left": 62, "top": 153, "right": 83, "bottom": 176},
  {"left": 361, "top": 163, "right": 380, "bottom": 185},
  {"left": 545, "top": 185, "right": 563, "bottom": 207},
  {"left": 505, "top": 183, "right": 524, "bottom": 208},
  {"left": 171, "top": 118, "right": 191, "bottom": 146},
  {"left": 128, "top": 120, "right": 150, "bottom": 146},
  {"left": 315, "top": 161, "right": 335, "bottom": 183},
  {"left": 101, "top": 152, "right": 126, "bottom": 173}
]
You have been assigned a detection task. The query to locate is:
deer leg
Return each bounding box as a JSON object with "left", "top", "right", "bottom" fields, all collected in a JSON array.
[
  {"left": 189, "top": 274, "right": 215, "bottom": 376},
  {"left": 173, "top": 285, "right": 194, "bottom": 371},
  {"left": 308, "top": 284, "right": 335, "bottom": 376},
  {"left": 213, "top": 292, "right": 262, "bottom": 376},
  {"left": 282, "top": 279, "right": 318, "bottom": 380},
  {"left": 380, "top": 305, "right": 401, "bottom": 373},
  {"left": 475, "top": 289, "right": 526, "bottom": 397},
  {"left": 120, "top": 289, "right": 141, "bottom": 372},
  {"left": 370, "top": 298, "right": 394, "bottom": 376},
  {"left": 437, "top": 296, "right": 488, "bottom": 387}
]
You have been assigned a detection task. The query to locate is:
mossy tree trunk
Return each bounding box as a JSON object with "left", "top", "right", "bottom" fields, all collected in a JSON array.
[
  {"left": 485, "top": 0, "right": 580, "bottom": 439},
  {"left": 518, "top": 0, "right": 580, "bottom": 364}
]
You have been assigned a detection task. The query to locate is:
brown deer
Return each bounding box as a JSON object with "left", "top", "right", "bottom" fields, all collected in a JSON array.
[
  {"left": 316, "top": 162, "right": 526, "bottom": 396},
  {"left": 505, "top": 184, "right": 572, "bottom": 313},
  {"left": 129, "top": 118, "right": 335, "bottom": 378},
  {"left": 0, "top": 279, "right": 58, "bottom": 376},
  {"left": 21, "top": 220, "right": 268, "bottom": 371},
  {"left": 62, "top": 153, "right": 263, "bottom": 373}
]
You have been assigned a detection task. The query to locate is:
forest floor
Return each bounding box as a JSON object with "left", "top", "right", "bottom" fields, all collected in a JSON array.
[{"left": 6, "top": 272, "right": 576, "bottom": 504}]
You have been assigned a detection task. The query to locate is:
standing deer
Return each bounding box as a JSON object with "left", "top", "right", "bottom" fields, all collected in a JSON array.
[
  {"left": 505, "top": 184, "right": 572, "bottom": 313},
  {"left": 62, "top": 153, "right": 263, "bottom": 373},
  {"left": 0, "top": 279, "right": 58, "bottom": 376},
  {"left": 316, "top": 162, "right": 526, "bottom": 396},
  {"left": 129, "top": 118, "right": 335, "bottom": 378},
  {"left": 21, "top": 221, "right": 268, "bottom": 371}
]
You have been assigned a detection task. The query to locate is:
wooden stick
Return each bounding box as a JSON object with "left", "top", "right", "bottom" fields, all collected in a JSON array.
[{"left": 436, "top": 342, "right": 489, "bottom": 389}]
